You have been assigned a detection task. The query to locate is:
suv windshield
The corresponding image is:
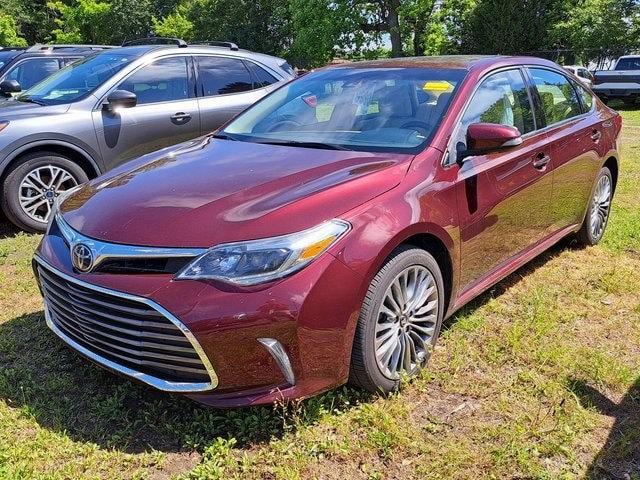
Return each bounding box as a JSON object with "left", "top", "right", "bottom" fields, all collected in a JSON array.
[
  {"left": 222, "top": 67, "right": 465, "bottom": 154},
  {"left": 16, "top": 52, "right": 137, "bottom": 105},
  {"left": 0, "top": 51, "right": 22, "bottom": 69}
]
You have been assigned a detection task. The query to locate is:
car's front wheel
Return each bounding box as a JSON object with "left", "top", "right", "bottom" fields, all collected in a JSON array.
[
  {"left": 349, "top": 246, "right": 445, "bottom": 393},
  {"left": 576, "top": 166, "right": 613, "bottom": 246},
  {"left": 2, "top": 152, "right": 88, "bottom": 233}
]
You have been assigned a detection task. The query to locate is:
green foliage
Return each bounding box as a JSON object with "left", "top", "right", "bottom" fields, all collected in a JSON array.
[
  {"left": 0, "top": 12, "right": 28, "bottom": 46},
  {"left": 289, "top": 0, "right": 345, "bottom": 68},
  {"left": 548, "top": 0, "right": 640, "bottom": 64},
  {"left": 152, "top": 7, "right": 194, "bottom": 41},
  {"left": 184, "top": 0, "right": 291, "bottom": 57},
  {"left": 48, "top": 0, "right": 112, "bottom": 44},
  {"left": 463, "top": 0, "right": 556, "bottom": 54}
]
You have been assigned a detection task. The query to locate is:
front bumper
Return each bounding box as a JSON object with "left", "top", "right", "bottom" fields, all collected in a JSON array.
[{"left": 34, "top": 224, "right": 365, "bottom": 407}]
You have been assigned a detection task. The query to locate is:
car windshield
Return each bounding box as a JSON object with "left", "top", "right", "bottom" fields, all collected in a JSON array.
[
  {"left": 16, "top": 52, "right": 137, "bottom": 105},
  {"left": 615, "top": 57, "right": 640, "bottom": 70},
  {"left": 222, "top": 67, "right": 465, "bottom": 154},
  {"left": 0, "top": 51, "right": 21, "bottom": 70}
]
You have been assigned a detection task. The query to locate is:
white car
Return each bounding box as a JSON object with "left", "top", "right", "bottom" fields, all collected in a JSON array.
[{"left": 563, "top": 65, "right": 594, "bottom": 87}]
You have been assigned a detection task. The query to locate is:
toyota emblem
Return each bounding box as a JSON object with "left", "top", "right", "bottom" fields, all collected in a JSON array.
[{"left": 71, "top": 243, "right": 94, "bottom": 272}]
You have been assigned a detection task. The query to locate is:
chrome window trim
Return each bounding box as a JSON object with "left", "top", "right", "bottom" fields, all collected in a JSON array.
[
  {"left": 56, "top": 213, "right": 206, "bottom": 270},
  {"left": 34, "top": 254, "right": 219, "bottom": 392}
]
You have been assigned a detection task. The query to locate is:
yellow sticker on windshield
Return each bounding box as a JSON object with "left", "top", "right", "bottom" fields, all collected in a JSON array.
[{"left": 423, "top": 81, "right": 453, "bottom": 92}]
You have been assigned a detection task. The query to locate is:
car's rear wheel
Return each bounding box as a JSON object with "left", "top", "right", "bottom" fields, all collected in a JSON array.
[
  {"left": 576, "top": 166, "right": 613, "bottom": 246},
  {"left": 350, "top": 246, "right": 444, "bottom": 393},
  {"left": 2, "top": 152, "right": 88, "bottom": 233}
]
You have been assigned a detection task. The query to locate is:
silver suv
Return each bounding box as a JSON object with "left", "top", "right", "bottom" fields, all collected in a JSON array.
[{"left": 0, "top": 40, "right": 295, "bottom": 232}]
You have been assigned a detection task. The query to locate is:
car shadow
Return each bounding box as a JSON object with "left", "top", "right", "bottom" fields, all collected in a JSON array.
[
  {"left": 0, "top": 310, "right": 372, "bottom": 454},
  {"left": 0, "top": 217, "right": 21, "bottom": 239},
  {"left": 566, "top": 377, "right": 640, "bottom": 479}
]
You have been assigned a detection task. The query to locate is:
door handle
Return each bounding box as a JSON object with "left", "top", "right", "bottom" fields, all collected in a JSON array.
[
  {"left": 591, "top": 130, "right": 602, "bottom": 142},
  {"left": 170, "top": 112, "right": 192, "bottom": 124},
  {"left": 532, "top": 153, "right": 551, "bottom": 169}
]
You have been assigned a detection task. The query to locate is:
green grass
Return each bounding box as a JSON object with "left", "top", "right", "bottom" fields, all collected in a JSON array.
[{"left": 1, "top": 107, "right": 639, "bottom": 479}]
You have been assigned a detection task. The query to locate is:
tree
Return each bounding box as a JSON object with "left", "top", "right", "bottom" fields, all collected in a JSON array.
[
  {"left": 48, "top": 0, "right": 112, "bottom": 44},
  {"left": 2, "top": 0, "right": 56, "bottom": 44},
  {"left": 152, "top": 7, "right": 194, "bottom": 41},
  {"left": 0, "top": 12, "right": 28, "bottom": 46},
  {"left": 427, "top": 0, "right": 476, "bottom": 54},
  {"left": 463, "top": 0, "right": 556, "bottom": 54},
  {"left": 548, "top": 0, "right": 640, "bottom": 65},
  {"left": 289, "top": 0, "right": 345, "bottom": 67},
  {"left": 186, "top": 0, "right": 292, "bottom": 56}
]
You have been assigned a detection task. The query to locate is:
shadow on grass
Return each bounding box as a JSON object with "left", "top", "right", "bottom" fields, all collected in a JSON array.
[
  {"left": 0, "top": 311, "right": 371, "bottom": 454},
  {"left": 606, "top": 99, "right": 640, "bottom": 112},
  {"left": 0, "top": 217, "right": 22, "bottom": 240},
  {"left": 566, "top": 377, "right": 640, "bottom": 479}
]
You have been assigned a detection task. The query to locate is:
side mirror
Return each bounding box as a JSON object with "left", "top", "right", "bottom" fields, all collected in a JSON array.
[
  {"left": 457, "top": 123, "right": 522, "bottom": 164},
  {"left": 0, "top": 80, "right": 22, "bottom": 95},
  {"left": 103, "top": 89, "right": 137, "bottom": 111}
]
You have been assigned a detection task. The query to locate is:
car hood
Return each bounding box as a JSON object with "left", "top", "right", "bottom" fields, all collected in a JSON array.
[
  {"left": 0, "top": 98, "right": 69, "bottom": 119},
  {"left": 60, "top": 136, "right": 414, "bottom": 247}
]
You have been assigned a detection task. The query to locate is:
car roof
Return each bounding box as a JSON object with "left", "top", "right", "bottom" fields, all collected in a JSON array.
[
  {"left": 330, "top": 55, "right": 562, "bottom": 72},
  {"left": 113, "top": 43, "right": 287, "bottom": 62}
]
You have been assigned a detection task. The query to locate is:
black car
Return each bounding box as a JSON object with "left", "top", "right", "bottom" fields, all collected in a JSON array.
[{"left": 0, "top": 44, "right": 114, "bottom": 96}]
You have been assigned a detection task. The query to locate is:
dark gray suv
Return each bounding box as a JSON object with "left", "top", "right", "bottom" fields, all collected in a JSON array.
[
  {"left": 0, "top": 44, "right": 114, "bottom": 96},
  {"left": 0, "top": 41, "right": 295, "bottom": 232}
]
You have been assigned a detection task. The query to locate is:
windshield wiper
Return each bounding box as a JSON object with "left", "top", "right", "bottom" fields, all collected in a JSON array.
[
  {"left": 254, "top": 140, "right": 349, "bottom": 151},
  {"left": 17, "top": 96, "right": 48, "bottom": 106},
  {"left": 211, "top": 132, "right": 238, "bottom": 141}
]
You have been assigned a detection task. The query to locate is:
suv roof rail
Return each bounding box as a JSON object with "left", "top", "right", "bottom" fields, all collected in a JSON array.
[
  {"left": 122, "top": 37, "right": 188, "bottom": 48},
  {"left": 26, "top": 44, "right": 115, "bottom": 53},
  {"left": 191, "top": 40, "right": 239, "bottom": 51}
]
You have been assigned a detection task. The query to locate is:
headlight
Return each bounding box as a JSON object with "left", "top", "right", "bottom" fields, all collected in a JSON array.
[
  {"left": 175, "top": 219, "right": 351, "bottom": 285},
  {"left": 0, "top": 122, "right": 9, "bottom": 133}
]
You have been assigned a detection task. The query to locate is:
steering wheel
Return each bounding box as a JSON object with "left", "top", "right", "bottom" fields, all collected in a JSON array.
[{"left": 400, "top": 121, "right": 432, "bottom": 137}]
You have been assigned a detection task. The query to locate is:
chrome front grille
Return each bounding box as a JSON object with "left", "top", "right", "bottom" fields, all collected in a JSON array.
[{"left": 35, "top": 256, "right": 217, "bottom": 392}]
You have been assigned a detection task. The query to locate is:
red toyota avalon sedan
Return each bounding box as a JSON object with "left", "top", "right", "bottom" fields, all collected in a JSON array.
[{"left": 33, "top": 56, "right": 621, "bottom": 407}]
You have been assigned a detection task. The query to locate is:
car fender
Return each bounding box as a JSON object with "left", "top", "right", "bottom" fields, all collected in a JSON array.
[
  {"left": 0, "top": 136, "right": 102, "bottom": 178},
  {"left": 333, "top": 196, "right": 459, "bottom": 354}
]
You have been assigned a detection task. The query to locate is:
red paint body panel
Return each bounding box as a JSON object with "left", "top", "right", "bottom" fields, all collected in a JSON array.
[
  {"left": 61, "top": 137, "right": 412, "bottom": 247},
  {"left": 34, "top": 55, "right": 621, "bottom": 406}
]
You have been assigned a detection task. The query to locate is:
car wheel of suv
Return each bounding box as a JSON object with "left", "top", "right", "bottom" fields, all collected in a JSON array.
[
  {"left": 576, "top": 166, "right": 613, "bottom": 246},
  {"left": 349, "top": 246, "right": 444, "bottom": 393},
  {"left": 2, "top": 152, "right": 88, "bottom": 233}
]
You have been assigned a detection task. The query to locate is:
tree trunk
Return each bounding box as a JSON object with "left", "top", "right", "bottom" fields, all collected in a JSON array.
[{"left": 387, "top": 1, "right": 402, "bottom": 57}]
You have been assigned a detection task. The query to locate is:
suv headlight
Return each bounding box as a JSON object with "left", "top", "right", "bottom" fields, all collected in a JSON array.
[{"left": 175, "top": 219, "right": 350, "bottom": 286}]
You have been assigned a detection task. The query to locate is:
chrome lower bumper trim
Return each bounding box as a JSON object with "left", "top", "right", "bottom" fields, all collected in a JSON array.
[{"left": 258, "top": 338, "right": 296, "bottom": 386}]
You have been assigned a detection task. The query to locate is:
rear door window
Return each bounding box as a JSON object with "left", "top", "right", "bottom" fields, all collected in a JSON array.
[
  {"left": 529, "top": 68, "right": 583, "bottom": 126},
  {"left": 246, "top": 61, "right": 278, "bottom": 88},
  {"left": 195, "top": 56, "right": 254, "bottom": 96}
]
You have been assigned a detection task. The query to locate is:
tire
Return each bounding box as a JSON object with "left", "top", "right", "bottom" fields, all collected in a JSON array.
[
  {"left": 2, "top": 152, "right": 88, "bottom": 233},
  {"left": 349, "top": 246, "right": 445, "bottom": 393},
  {"left": 576, "top": 166, "right": 613, "bottom": 246}
]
